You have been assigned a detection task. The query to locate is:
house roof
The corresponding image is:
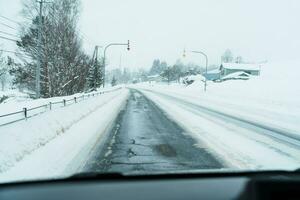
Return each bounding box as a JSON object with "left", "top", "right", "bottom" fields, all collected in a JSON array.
[
  {"left": 206, "top": 69, "right": 220, "bottom": 74},
  {"left": 221, "top": 71, "right": 251, "bottom": 80},
  {"left": 147, "top": 74, "right": 160, "bottom": 78},
  {"left": 221, "top": 63, "right": 261, "bottom": 71}
]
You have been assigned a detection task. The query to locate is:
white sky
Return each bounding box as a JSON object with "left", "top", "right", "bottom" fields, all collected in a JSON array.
[{"left": 1, "top": 0, "right": 300, "bottom": 70}]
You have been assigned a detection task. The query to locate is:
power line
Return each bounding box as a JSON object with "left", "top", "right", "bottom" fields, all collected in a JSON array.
[
  {"left": 0, "top": 22, "right": 18, "bottom": 31},
  {"left": 0, "top": 35, "right": 18, "bottom": 42},
  {"left": 0, "top": 14, "right": 20, "bottom": 25},
  {"left": 0, "top": 49, "right": 31, "bottom": 59},
  {"left": 0, "top": 30, "right": 18, "bottom": 38}
]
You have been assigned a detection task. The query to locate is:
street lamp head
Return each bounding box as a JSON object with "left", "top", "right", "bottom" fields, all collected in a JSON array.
[{"left": 182, "top": 49, "right": 186, "bottom": 58}]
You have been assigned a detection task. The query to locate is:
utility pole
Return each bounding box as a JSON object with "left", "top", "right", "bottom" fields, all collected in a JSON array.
[
  {"left": 36, "top": 0, "right": 43, "bottom": 98},
  {"left": 94, "top": 46, "right": 99, "bottom": 87},
  {"left": 36, "top": 0, "right": 52, "bottom": 98},
  {"left": 89, "top": 45, "right": 99, "bottom": 90}
]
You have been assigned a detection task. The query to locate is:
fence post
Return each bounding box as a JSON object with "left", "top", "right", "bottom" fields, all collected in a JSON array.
[
  {"left": 74, "top": 97, "right": 77, "bottom": 103},
  {"left": 49, "top": 102, "right": 52, "bottom": 110},
  {"left": 23, "top": 108, "right": 27, "bottom": 119},
  {"left": 63, "top": 99, "right": 66, "bottom": 106}
]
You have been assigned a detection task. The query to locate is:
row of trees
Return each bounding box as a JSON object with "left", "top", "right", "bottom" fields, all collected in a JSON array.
[
  {"left": 146, "top": 49, "right": 245, "bottom": 84},
  {"left": 148, "top": 59, "right": 204, "bottom": 83},
  {"left": 0, "top": 51, "right": 10, "bottom": 91},
  {"left": 8, "top": 0, "right": 92, "bottom": 98},
  {"left": 221, "top": 49, "right": 243, "bottom": 63},
  {"left": 107, "top": 67, "right": 147, "bottom": 85}
]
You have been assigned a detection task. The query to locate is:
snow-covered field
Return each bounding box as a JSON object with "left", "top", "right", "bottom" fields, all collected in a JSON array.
[
  {"left": 132, "top": 60, "right": 300, "bottom": 170},
  {"left": 0, "top": 87, "right": 129, "bottom": 183},
  {"left": 1, "top": 60, "right": 300, "bottom": 183},
  {"left": 135, "top": 60, "right": 300, "bottom": 134}
]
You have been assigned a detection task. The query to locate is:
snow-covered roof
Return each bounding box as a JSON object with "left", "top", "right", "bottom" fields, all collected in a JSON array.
[
  {"left": 183, "top": 74, "right": 205, "bottom": 81},
  {"left": 221, "top": 71, "right": 251, "bottom": 80},
  {"left": 207, "top": 69, "right": 220, "bottom": 74},
  {"left": 147, "top": 74, "right": 160, "bottom": 78},
  {"left": 221, "top": 63, "right": 261, "bottom": 71}
]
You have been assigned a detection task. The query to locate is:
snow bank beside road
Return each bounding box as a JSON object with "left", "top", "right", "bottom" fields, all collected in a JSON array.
[
  {"left": 132, "top": 60, "right": 300, "bottom": 170},
  {"left": 140, "top": 89, "right": 300, "bottom": 170},
  {"left": 0, "top": 88, "right": 129, "bottom": 182},
  {"left": 134, "top": 60, "right": 300, "bottom": 135},
  {"left": 0, "top": 86, "right": 120, "bottom": 116}
]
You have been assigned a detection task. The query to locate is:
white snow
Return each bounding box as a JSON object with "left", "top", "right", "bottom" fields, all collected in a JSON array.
[
  {"left": 131, "top": 60, "right": 300, "bottom": 170},
  {"left": 220, "top": 71, "right": 251, "bottom": 80},
  {"left": 1, "top": 59, "right": 300, "bottom": 183},
  {"left": 221, "top": 62, "right": 261, "bottom": 70},
  {"left": 0, "top": 87, "right": 129, "bottom": 183}
]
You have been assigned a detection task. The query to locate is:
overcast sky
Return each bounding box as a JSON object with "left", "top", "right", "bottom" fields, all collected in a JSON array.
[{"left": 1, "top": 0, "right": 300, "bottom": 70}]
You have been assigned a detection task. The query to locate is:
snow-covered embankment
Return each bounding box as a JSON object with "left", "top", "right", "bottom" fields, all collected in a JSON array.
[{"left": 0, "top": 88, "right": 129, "bottom": 183}]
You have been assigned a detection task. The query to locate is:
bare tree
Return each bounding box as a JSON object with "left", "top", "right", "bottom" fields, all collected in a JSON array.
[
  {"left": 13, "top": 0, "right": 90, "bottom": 97},
  {"left": 235, "top": 56, "right": 243, "bottom": 63},
  {"left": 221, "top": 49, "right": 234, "bottom": 63}
]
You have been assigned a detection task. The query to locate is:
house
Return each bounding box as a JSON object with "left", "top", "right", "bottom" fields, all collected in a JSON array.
[
  {"left": 220, "top": 63, "right": 260, "bottom": 77},
  {"left": 147, "top": 74, "right": 164, "bottom": 82},
  {"left": 204, "top": 69, "right": 221, "bottom": 81},
  {"left": 182, "top": 74, "right": 205, "bottom": 85},
  {"left": 220, "top": 71, "right": 251, "bottom": 81}
]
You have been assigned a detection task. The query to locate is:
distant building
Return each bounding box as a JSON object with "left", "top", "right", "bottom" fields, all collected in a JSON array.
[
  {"left": 147, "top": 74, "right": 164, "bottom": 82},
  {"left": 204, "top": 69, "right": 221, "bottom": 81},
  {"left": 220, "top": 71, "right": 251, "bottom": 81},
  {"left": 220, "top": 63, "right": 261, "bottom": 77}
]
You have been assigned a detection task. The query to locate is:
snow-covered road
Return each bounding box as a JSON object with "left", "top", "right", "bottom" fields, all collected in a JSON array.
[
  {"left": 136, "top": 87, "right": 300, "bottom": 170},
  {"left": 1, "top": 84, "right": 300, "bottom": 183},
  {"left": 84, "top": 89, "right": 223, "bottom": 173}
]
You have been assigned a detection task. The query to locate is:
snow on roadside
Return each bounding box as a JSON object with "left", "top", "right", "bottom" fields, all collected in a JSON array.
[
  {"left": 0, "top": 88, "right": 129, "bottom": 182},
  {"left": 131, "top": 60, "right": 300, "bottom": 170},
  {"left": 140, "top": 89, "right": 300, "bottom": 170},
  {"left": 133, "top": 60, "right": 300, "bottom": 135},
  {"left": 0, "top": 86, "right": 120, "bottom": 116},
  {"left": 0, "top": 90, "right": 30, "bottom": 104}
]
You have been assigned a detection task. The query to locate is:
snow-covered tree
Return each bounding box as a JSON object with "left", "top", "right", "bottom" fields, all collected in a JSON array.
[
  {"left": 0, "top": 51, "right": 8, "bottom": 91},
  {"left": 149, "top": 59, "right": 168, "bottom": 75},
  {"left": 111, "top": 76, "right": 117, "bottom": 86},
  {"left": 221, "top": 49, "right": 234, "bottom": 63},
  {"left": 87, "top": 57, "right": 104, "bottom": 91},
  {"left": 235, "top": 56, "right": 243, "bottom": 63},
  {"left": 14, "top": 0, "right": 90, "bottom": 97}
]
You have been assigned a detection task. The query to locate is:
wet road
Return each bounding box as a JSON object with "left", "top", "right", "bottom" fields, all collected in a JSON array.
[{"left": 84, "top": 89, "right": 223, "bottom": 173}]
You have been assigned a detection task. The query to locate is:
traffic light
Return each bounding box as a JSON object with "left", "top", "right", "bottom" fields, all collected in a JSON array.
[{"left": 127, "top": 40, "right": 130, "bottom": 51}]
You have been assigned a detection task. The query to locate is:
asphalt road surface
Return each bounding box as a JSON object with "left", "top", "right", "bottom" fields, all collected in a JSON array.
[{"left": 84, "top": 89, "right": 223, "bottom": 173}]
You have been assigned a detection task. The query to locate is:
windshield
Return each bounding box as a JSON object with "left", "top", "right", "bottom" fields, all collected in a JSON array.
[{"left": 0, "top": 0, "right": 300, "bottom": 183}]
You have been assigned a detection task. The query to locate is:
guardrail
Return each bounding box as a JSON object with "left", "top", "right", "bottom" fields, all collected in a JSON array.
[{"left": 0, "top": 87, "right": 122, "bottom": 127}]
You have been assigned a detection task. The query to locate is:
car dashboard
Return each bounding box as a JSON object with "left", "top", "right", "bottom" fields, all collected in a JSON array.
[{"left": 0, "top": 172, "right": 300, "bottom": 200}]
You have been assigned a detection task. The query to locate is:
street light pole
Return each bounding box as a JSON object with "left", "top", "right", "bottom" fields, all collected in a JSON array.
[
  {"left": 184, "top": 49, "right": 208, "bottom": 92},
  {"left": 191, "top": 51, "right": 208, "bottom": 92},
  {"left": 103, "top": 40, "right": 130, "bottom": 87}
]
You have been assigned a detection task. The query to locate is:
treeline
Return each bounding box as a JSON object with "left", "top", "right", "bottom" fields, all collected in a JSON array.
[
  {"left": 10, "top": 0, "right": 92, "bottom": 98},
  {"left": 148, "top": 59, "right": 204, "bottom": 83}
]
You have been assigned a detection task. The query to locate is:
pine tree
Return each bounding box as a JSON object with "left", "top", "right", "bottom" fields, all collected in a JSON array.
[{"left": 111, "top": 76, "right": 117, "bottom": 86}]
